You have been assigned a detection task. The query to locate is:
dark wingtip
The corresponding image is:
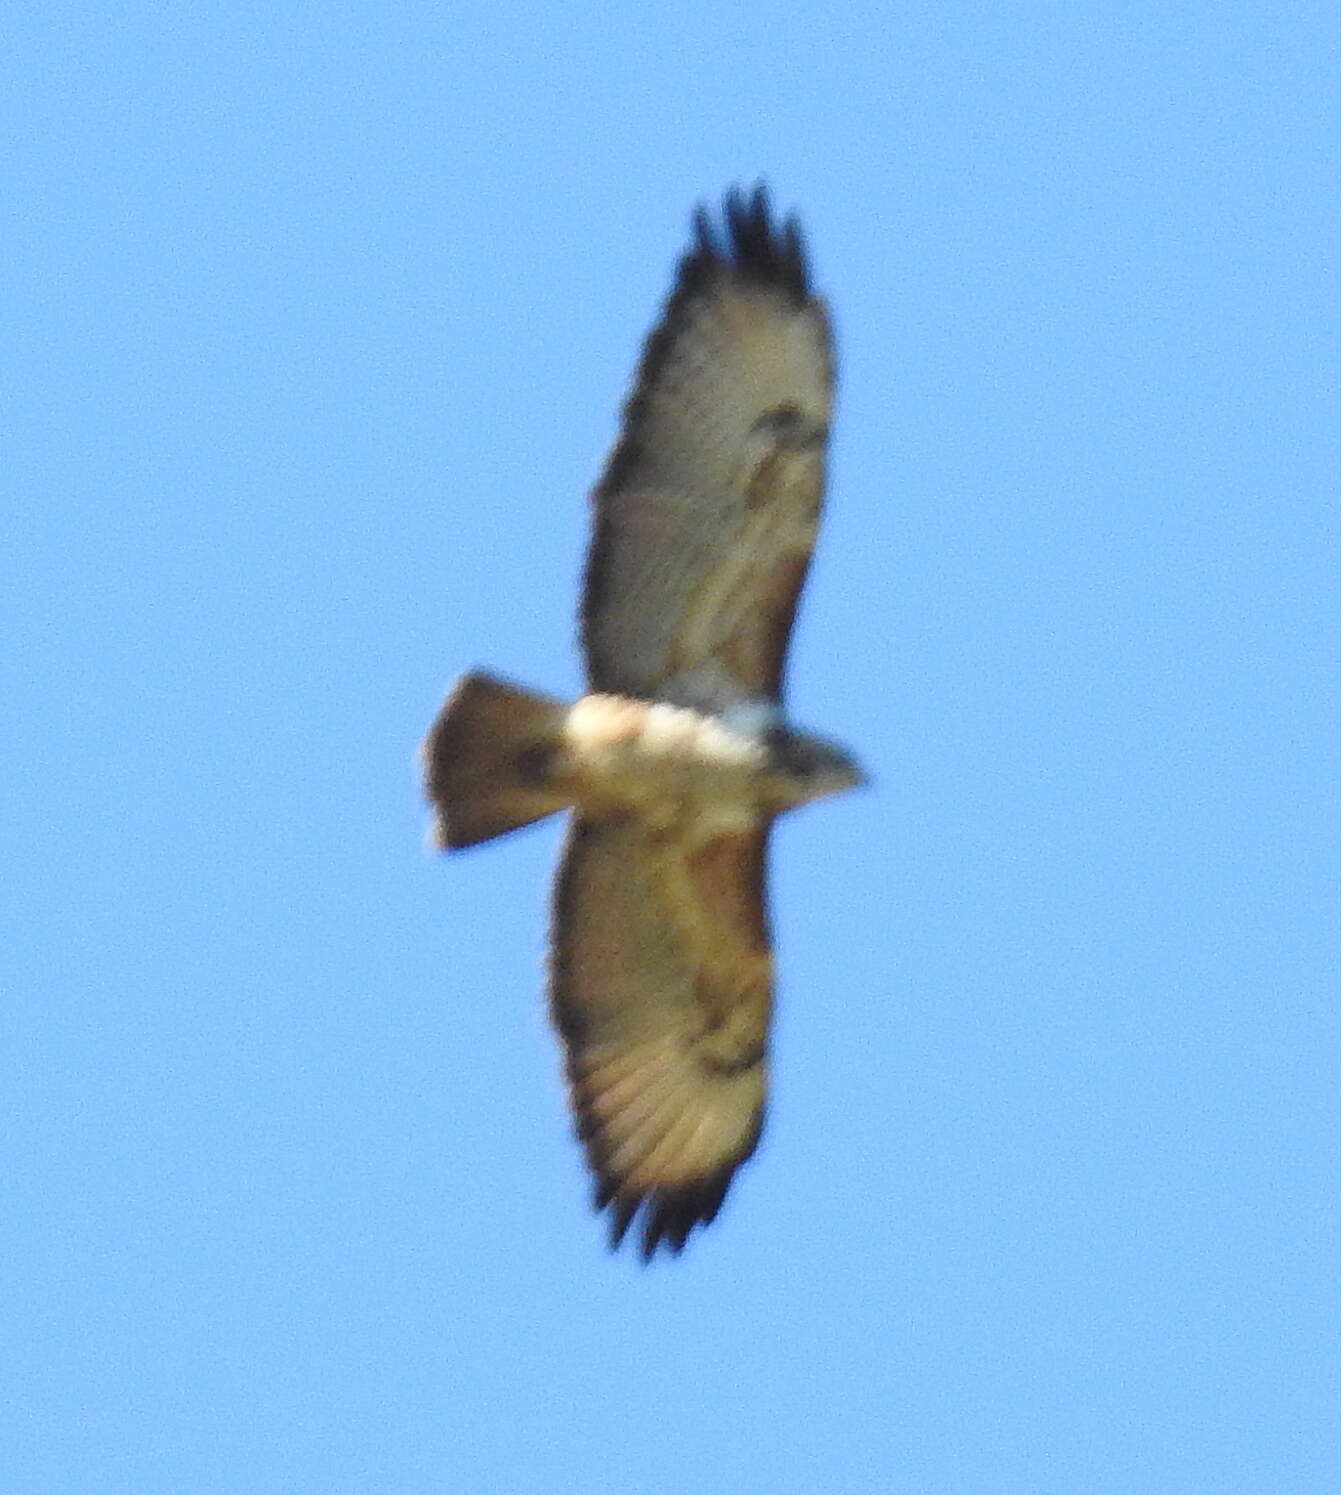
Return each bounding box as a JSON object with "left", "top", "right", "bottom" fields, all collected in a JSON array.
[
  {"left": 569, "top": 1083, "right": 769, "bottom": 1262},
  {"left": 682, "top": 180, "right": 811, "bottom": 306},
  {"left": 591, "top": 1163, "right": 749, "bottom": 1263},
  {"left": 606, "top": 1191, "right": 639, "bottom": 1252},
  {"left": 639, "top": 1178, "right": 731, "bottom": 1261},
  {"left": 600, "top": 1175, "right": 734, "bottom": 1264}
]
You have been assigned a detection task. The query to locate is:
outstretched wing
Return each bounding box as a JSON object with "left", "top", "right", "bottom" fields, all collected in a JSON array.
[
  {"left": 551, "top": 816, "right": 773, "bottom": 1259},
  {"left": 582, "top": 185, "right": 834, "bottom": 712}
]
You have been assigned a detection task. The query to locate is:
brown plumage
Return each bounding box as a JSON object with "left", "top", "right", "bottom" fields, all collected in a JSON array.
[{"left": 423, "top": 185, "right": 863, "bottom": 1259}]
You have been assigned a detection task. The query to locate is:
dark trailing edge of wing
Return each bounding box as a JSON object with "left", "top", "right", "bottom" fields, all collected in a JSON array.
[{"left": 581, "top": 183, "right": 814, "bottom": 688}]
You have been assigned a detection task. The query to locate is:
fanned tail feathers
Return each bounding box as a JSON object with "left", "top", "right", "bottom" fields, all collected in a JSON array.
[{"left": 422, "top": 672, "right": 569, "bottom": 849}]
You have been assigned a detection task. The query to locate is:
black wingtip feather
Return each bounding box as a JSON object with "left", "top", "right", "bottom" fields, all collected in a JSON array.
[
  {"left": 584, "top": 1105, "right": 766, "bottom": 1262},
  {"left": 594, "top": 1172, "right": 737, "bottom": 1263},
  {"left": 683, "top": 181, "right": 811, "bottom": 306},
  {"left": 607, "top": 1193, "right": 639, "bottom": 1252}
]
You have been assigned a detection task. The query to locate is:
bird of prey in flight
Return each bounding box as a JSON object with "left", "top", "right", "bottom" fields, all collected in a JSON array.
[{"left": 423, "top": 185, "right": 864, "bottom": 1259}]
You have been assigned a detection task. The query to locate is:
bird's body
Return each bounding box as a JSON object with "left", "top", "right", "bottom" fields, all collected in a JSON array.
[
  {"left": 424, "top": 187, "right": 863, "bottom": 1258},
  {"left": 559, "top": 695, "right": 856, "bottom": 827}
]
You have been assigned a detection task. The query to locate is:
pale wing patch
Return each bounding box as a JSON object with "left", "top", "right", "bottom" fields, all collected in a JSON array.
[
  {"left": 551, "top": 817, "right": 774, "bottom": 1258},
  {"left": 577, "top": 1036, "right": 765, "bottom": 1194}
]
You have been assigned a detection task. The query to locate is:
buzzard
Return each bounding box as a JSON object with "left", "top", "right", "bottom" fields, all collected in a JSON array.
[{"left": 424, "top": 186, "right": 864, "bottom": 1259}]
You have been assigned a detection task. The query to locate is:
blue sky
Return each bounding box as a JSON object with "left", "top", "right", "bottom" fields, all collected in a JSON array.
[{"left": 7, "top": 4, "right": 1339, "bottom": 1491}]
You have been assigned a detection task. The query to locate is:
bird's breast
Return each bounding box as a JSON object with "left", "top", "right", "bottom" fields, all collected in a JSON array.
[{"left": 560, "top": 694, "right": 770, "bottom": 825}]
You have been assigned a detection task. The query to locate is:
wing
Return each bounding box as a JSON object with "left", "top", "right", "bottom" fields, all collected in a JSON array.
[
  {"left": 550, "top": 815, "right": 773, "bottom": 1259},
  {"left": 582, "top": 185, "right": 835, "bottom": 712}
]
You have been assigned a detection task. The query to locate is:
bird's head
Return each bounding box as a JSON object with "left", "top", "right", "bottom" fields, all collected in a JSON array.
[{"left": 764, "top": 726, "right": 868, "bottom": 809}]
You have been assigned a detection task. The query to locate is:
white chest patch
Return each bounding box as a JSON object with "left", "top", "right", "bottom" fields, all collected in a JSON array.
[{"left": 639, "top": 704, "right": 768, "bottom": 769}]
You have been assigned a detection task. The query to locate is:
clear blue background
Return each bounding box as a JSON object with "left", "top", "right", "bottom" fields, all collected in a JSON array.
[{"left": 7, "top": 5, "right": 1338, "bottom": 1491}]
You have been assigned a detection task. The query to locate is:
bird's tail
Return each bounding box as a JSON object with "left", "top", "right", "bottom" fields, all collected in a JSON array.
[{"left": 422, "top": 671, "right": 571, "bottom": 850}]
